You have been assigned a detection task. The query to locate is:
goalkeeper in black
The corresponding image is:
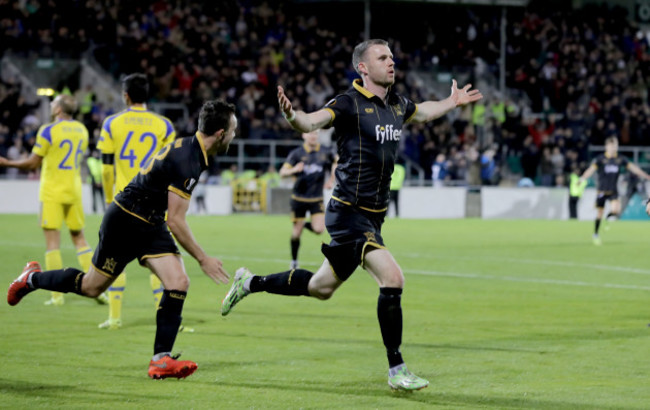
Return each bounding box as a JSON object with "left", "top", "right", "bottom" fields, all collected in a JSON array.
[{"left": 221, "top": 39, "right": 482, "bottom": 391}]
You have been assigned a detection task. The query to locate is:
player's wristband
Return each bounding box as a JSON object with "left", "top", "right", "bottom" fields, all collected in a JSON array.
[{"left": 282, "top": 110, "right": 296, "bottom": 122}]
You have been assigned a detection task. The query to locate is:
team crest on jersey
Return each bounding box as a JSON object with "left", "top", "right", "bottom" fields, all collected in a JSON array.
[
  {"left": 102, "top": 257, "right": 117, "bottom": 274},
  {"left": 364, "top": 231, "right": 377, "bottom": 243},
  {"left": 392, "top": 105, "right": 403, "bottom": 116},
  {"left": 365, "top": 108, "right": 374, "bottom": 114}
]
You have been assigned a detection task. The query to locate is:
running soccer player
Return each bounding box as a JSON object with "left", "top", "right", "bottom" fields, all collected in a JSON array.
[
  {"left": 97, "top": 73, "right": 176, "bottom": 330},
  {"left": 579, "top": 136, "right": 650, "bottom": 245},
  {"left": 222, "top": 39, "right": 482, "bottom": 391},
  {"left": 279, "top": 130, "right": 336, "bottom": 269},
  {"left": 8, "top": 100, "right": 235, "bottom": 379},
  {"left": 0, "top": 94, "right": 105, "bottom": 307}
]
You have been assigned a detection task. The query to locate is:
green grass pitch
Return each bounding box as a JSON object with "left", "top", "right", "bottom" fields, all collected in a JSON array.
[{"left": 1, "top": 213, "right": 649, "bottom": 409}]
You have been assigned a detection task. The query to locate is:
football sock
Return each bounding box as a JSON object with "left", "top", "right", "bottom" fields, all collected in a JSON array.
[
  {"left": 32, "top": 267, "right": 85, "bottom": 295},
  {"left": 595, "top": 218, "right": 601, "bottom": 234},
  {"left": 249, "top": 269, "right": 313, "bottom": 296},
  {"left": 76, "top": 245, "right": 93, "bottom": 271},
  {"left": 45, "top": 249, "right": 64, "bottom": 302},
  {"left": 303, "top": 222, "right": 314, "bottom": 232},
  {"left": 107, "top": 273, "right": 126, "bottom": 321},
  {"left": 291, "top": 238, "right": 300, "bottom": 261},
  {"left": 150, "top": 274, "right": 164, "bottom": 308},
  {"left": 154, "top": 289, "right": 186, "bottom": 355},
  {"left": 378, "top": 287, "right": 404, "bottom": 368}
]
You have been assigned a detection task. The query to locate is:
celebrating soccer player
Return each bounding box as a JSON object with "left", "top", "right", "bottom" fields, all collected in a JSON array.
[{"left": 221, "top": 38, "right": 482, "bottom": 391}]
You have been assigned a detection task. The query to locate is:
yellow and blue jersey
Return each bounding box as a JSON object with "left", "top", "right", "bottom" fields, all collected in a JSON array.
[
  {"left": 98, "top": 106, "right": 175, "bottom": 194},
  {"left": 32, "top": 119, "right": 89, "bottom": 204}
]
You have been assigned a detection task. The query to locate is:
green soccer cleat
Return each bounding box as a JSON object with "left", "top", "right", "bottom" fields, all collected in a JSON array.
[
  {"left": 98, "top": 318, "right": 122, "bottom": 330},
  {"left": 95, "top": 292, "right": 109, "bottom": 305},
  {"left": 221, "top": 267, "right": 253, "bottom": 316},
  {"left": 592, "top": 235, "right": 602, "bottom": 246},
  {"left": 388, "top": 366, "right": 429, "bottom": 391}
]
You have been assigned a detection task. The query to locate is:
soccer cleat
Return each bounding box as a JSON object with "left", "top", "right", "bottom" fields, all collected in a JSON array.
[
  {"left": 44, "top": 295, "right": 65, "bottom": 306},
  {"left": 98, "top": 318, "right": 122, "bottom": 330},
  {"left": 148, "top": 354, "right": 198, "bottom": 380},
  {"left": 388, "top": 366, "right": 429, "bottom": 391},
  {"left": 178, "top": 325, "right": 195, "bottom": 333},
  {"left": 8, "top": 261, "right": 41, "bottom": 306},
  {"left": 592, "top": 235, "right": 602, "bottom": 246},
  {"left": 95, "top": 292, "right": 109, "bottom": 305},
  {"left": 221, "top": 267, "right": 253, "bottom": 316},
  {"left": 290, "top": 260, "right": 299, "bottom": 270}
]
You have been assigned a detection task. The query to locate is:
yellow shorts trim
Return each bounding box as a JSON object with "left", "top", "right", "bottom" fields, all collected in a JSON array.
[{"left": 361, "top": 241, "right": 387, "bottom": 269}]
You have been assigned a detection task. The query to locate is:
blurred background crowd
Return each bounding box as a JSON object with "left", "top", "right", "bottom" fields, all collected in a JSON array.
[{"left": 2, "top": 0, "right": 650, "bottom": 187}]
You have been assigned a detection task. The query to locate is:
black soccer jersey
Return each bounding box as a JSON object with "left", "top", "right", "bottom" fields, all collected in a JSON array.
[
  {"left": 591, "top": 154, "right": 628, "bottom": 193},
  {"left": 323, "top": 79, "right": 417, "bottom": 211},
  {"left": 283, "top": 143, "right": 336, "bottom": 200},
  {"left": 115, "top": 134, "right": 208, "bottom": 224}
]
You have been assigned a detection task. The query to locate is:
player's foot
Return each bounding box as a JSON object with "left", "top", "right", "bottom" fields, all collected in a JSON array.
[
  {"left": 592, "top": 234, "right": 602, "bottom": 246},
  {"left": 388, "top": 365, "right": 429, "bottom": 391},
  {"left": 95, "top": 292, "right": 109, "bottom": 305},
  {"left": 8, "top": 261, "right": 41, "bottom": 306},
  {"left": 290, "top": 260, "right": 299, "bottom": 270},
  {"left": 221, "top": 267, "right": 252, "bottom": 316},
  {"left": 44, "top": 296, "right": 65, "bottom": 306},
  {"left": 148, "top": 354, "right": 198, "bottom": 380},
  {"left": 98, "top": 318, "right": 122, "bottom": 330},
  {"left": 179, "top": 325, "right": 195, "bottom": 333}
]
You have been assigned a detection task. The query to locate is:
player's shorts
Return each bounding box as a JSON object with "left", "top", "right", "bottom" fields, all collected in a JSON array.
[
  {"left": 91, "top": 203, "right": 180, "bottom": 278},
  {"left": 290, "top": 197, "right": 324, "bottom": 221},
  {"left": 321, "top": 199, "right": 386, "bottom": 281},
  {"left": 595, "top": 190, "right": 619, "bottom": 208},
  {"left": 40, "top": 200, "right": 85, "bottom": 231}
]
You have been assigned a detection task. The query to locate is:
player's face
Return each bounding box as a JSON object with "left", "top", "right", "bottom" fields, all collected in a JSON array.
[
  {"left": 302, "top": 131, "right": 319, "bottom": 147},
  {"left": 50, "top": 97, "right": 62, "bottom": 118},
  {"left": 361, "top": 44, "right": 395, "bottom": 87},
  {"left": 216, "top": 114, "right": 238, "bottom": 154},
  {"left": 605, "top": 139, "right": 618, "bottom": 155}
]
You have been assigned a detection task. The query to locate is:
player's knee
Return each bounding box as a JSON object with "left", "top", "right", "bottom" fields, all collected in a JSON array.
[
  {"left": 312, "top": 225, "right": 325, "bottom": 234},
  {"left": 311, "top": 288, "right": 334, "bottom": 300},
  {"left": 383, "top": 269, "right": 405, "bottom": 288}
]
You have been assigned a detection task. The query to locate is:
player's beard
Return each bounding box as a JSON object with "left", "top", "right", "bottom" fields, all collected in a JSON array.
[{"left": 216, "top": 143, "right": 230, "bottom": 155}]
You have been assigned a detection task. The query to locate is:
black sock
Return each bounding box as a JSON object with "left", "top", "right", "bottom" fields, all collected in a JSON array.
[
  {"left": 304, "top": 222, "right": 314, "bottom": 232},
  {"left": 249, "top": 269, "right": 313, "bottom": 296},
  {"left": 32, "top": 267, "right": 85, "bottom": 295},
  {"left": 291, "top": 238, "right": 300, "bottom": 261},
  {"left": 595, "top": 218, "right": 601, "bottom": 234},
  {"left": 154, "top": 289, "right": 186, "bottom": 355},
  {"left": 378, "top": 287, "right": 404, "bottom": 368}
]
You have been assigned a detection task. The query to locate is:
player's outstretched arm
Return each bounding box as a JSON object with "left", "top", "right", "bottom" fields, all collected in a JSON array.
[
  {"left": 277, "top": 85, "right": 333, "bottom": 132},
  {"left": 409, "top": 79, "right": 483, "bottom": 124},
  {"left": 579, "top": 164, "right": 597, "bottom": 184},
  {"left": 167, "top": 191, "right": 229, "bottom": 284},
  {"left": 0, "top": 153, "right": 42, "bottom": 170},
  {"left": 627, "top": 162, "right": 650, "bottom": 181}
]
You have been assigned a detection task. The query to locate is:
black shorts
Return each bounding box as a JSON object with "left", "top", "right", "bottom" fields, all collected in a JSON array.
[
  {"left": 595, "top": 191, "right": 619, "bottom": 208},
  {"left": 92, "top": 203, "right": 180, "bottom": 278},
  {"left": 290, "top": 198, "right": 324, "bottom": 221},
  {"left": 321, "top": 199, "right": 386, "bottom": 281}
]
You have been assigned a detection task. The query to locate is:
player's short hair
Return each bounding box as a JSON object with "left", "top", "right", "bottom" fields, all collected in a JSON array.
[
  {"left": 198, "top": 100, "right": 236, "bottom": 136},
  {"left": 122, "top": 73, "right": 149, "bottom": 103},
  {"left": 352, "top": 39, "right": 389, "bottom": 75},
  {"left": 55, "top": 94, "right": 77, "bottom": 115}
]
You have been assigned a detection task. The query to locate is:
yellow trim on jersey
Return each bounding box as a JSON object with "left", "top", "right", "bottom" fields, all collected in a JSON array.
[
  {"left": 332, "top": 196, "right": 352, "bottom": 206},
  {"left": 140, "top": 252, "right": 180, "bottom": 261},
  {"left": 352, "top": 79, "right": 375, "bottom": 99},
  {"left": 281, "top": 162, "right": 292, "bottom": 170},
  {"left": 303, "top": 143, "right": 320, "bottom": 153},
  {"left": 91, "top": 263, "right": 117, "bottom": 279},
  {"left": 288, "top": 269, "right": 296, "bottom": 284},
  {"left": 114, "top": 199, "right": 154, "bottom": 225},
  {"left": 169, "top": 185, "right": 191, "bottom": 200},
  {"left": 405, "top": 104, "right": 418, "bottom": 123},
  {"left": 360, "top": 241, "right": 387, "bottom": 269},
  {"left": 195, "top": 132, "right": 209, "bottom": 166},
  {"left": 323, "top": 108, "right": 336, "bottom": 126},
  {"left": 291, "top": 195, "right": 324, "bottom": 202},
  {"left": 331, "top": 195, "right": 387, "bottom": 212}
]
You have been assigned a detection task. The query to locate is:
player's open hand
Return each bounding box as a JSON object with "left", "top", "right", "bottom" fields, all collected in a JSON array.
[
  {"left": 450, "top": 79, "right": 483, "bottom": 107},
  {"left": 200, "top": 256, "right": 230, "bottom": 285},
  {"left": 293, "top": 162, "right": 305, "bottom": 174},
  {"left": 277, "top": 85, "right": 293, "bottom": 117}
]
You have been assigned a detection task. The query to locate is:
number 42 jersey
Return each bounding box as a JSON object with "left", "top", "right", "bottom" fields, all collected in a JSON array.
[{"left": 98, "top": 106, "right": 175, "bottom": 194}]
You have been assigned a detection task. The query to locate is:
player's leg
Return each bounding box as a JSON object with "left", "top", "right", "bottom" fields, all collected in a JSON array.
[
  {"left": 40, "top": 202, "right": 66, "bottom": 305},
  {"left": 364, "top": 248, "right": 428, "bottom": 391},
  {"left": 605, "top": 198, "right": 621, "bottom": 230},
  {"left": 593, "top": 194, "right": 605, "bottom": 245},
  {"left": 290, "top": 219, "right": 305, "bottom": 269},
  {"left": 307, "top": 210, "right": 326, "bottom": 234},
  {"left": 145, "top": 255, "right": 197, "bottom": 379},
  {"left": 67, "top": 202, "right": 108, "bottom": 305}
]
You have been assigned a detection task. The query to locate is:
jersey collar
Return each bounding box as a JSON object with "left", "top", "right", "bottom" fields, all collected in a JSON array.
[
  {"left": 127, "top": 106, "right": 147, "bottom": 112},
  {"left": 352, "top": 79, "right": 397, "bottom": 105},
  {"left": 604, "top": 152, "right": 617, "bottom": 158},
  {"left": 195, "top": 132, "right": 209, "bottom": 166},
  {"left": 303, "top": 143, "right": 320, "bottom": 153}
]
